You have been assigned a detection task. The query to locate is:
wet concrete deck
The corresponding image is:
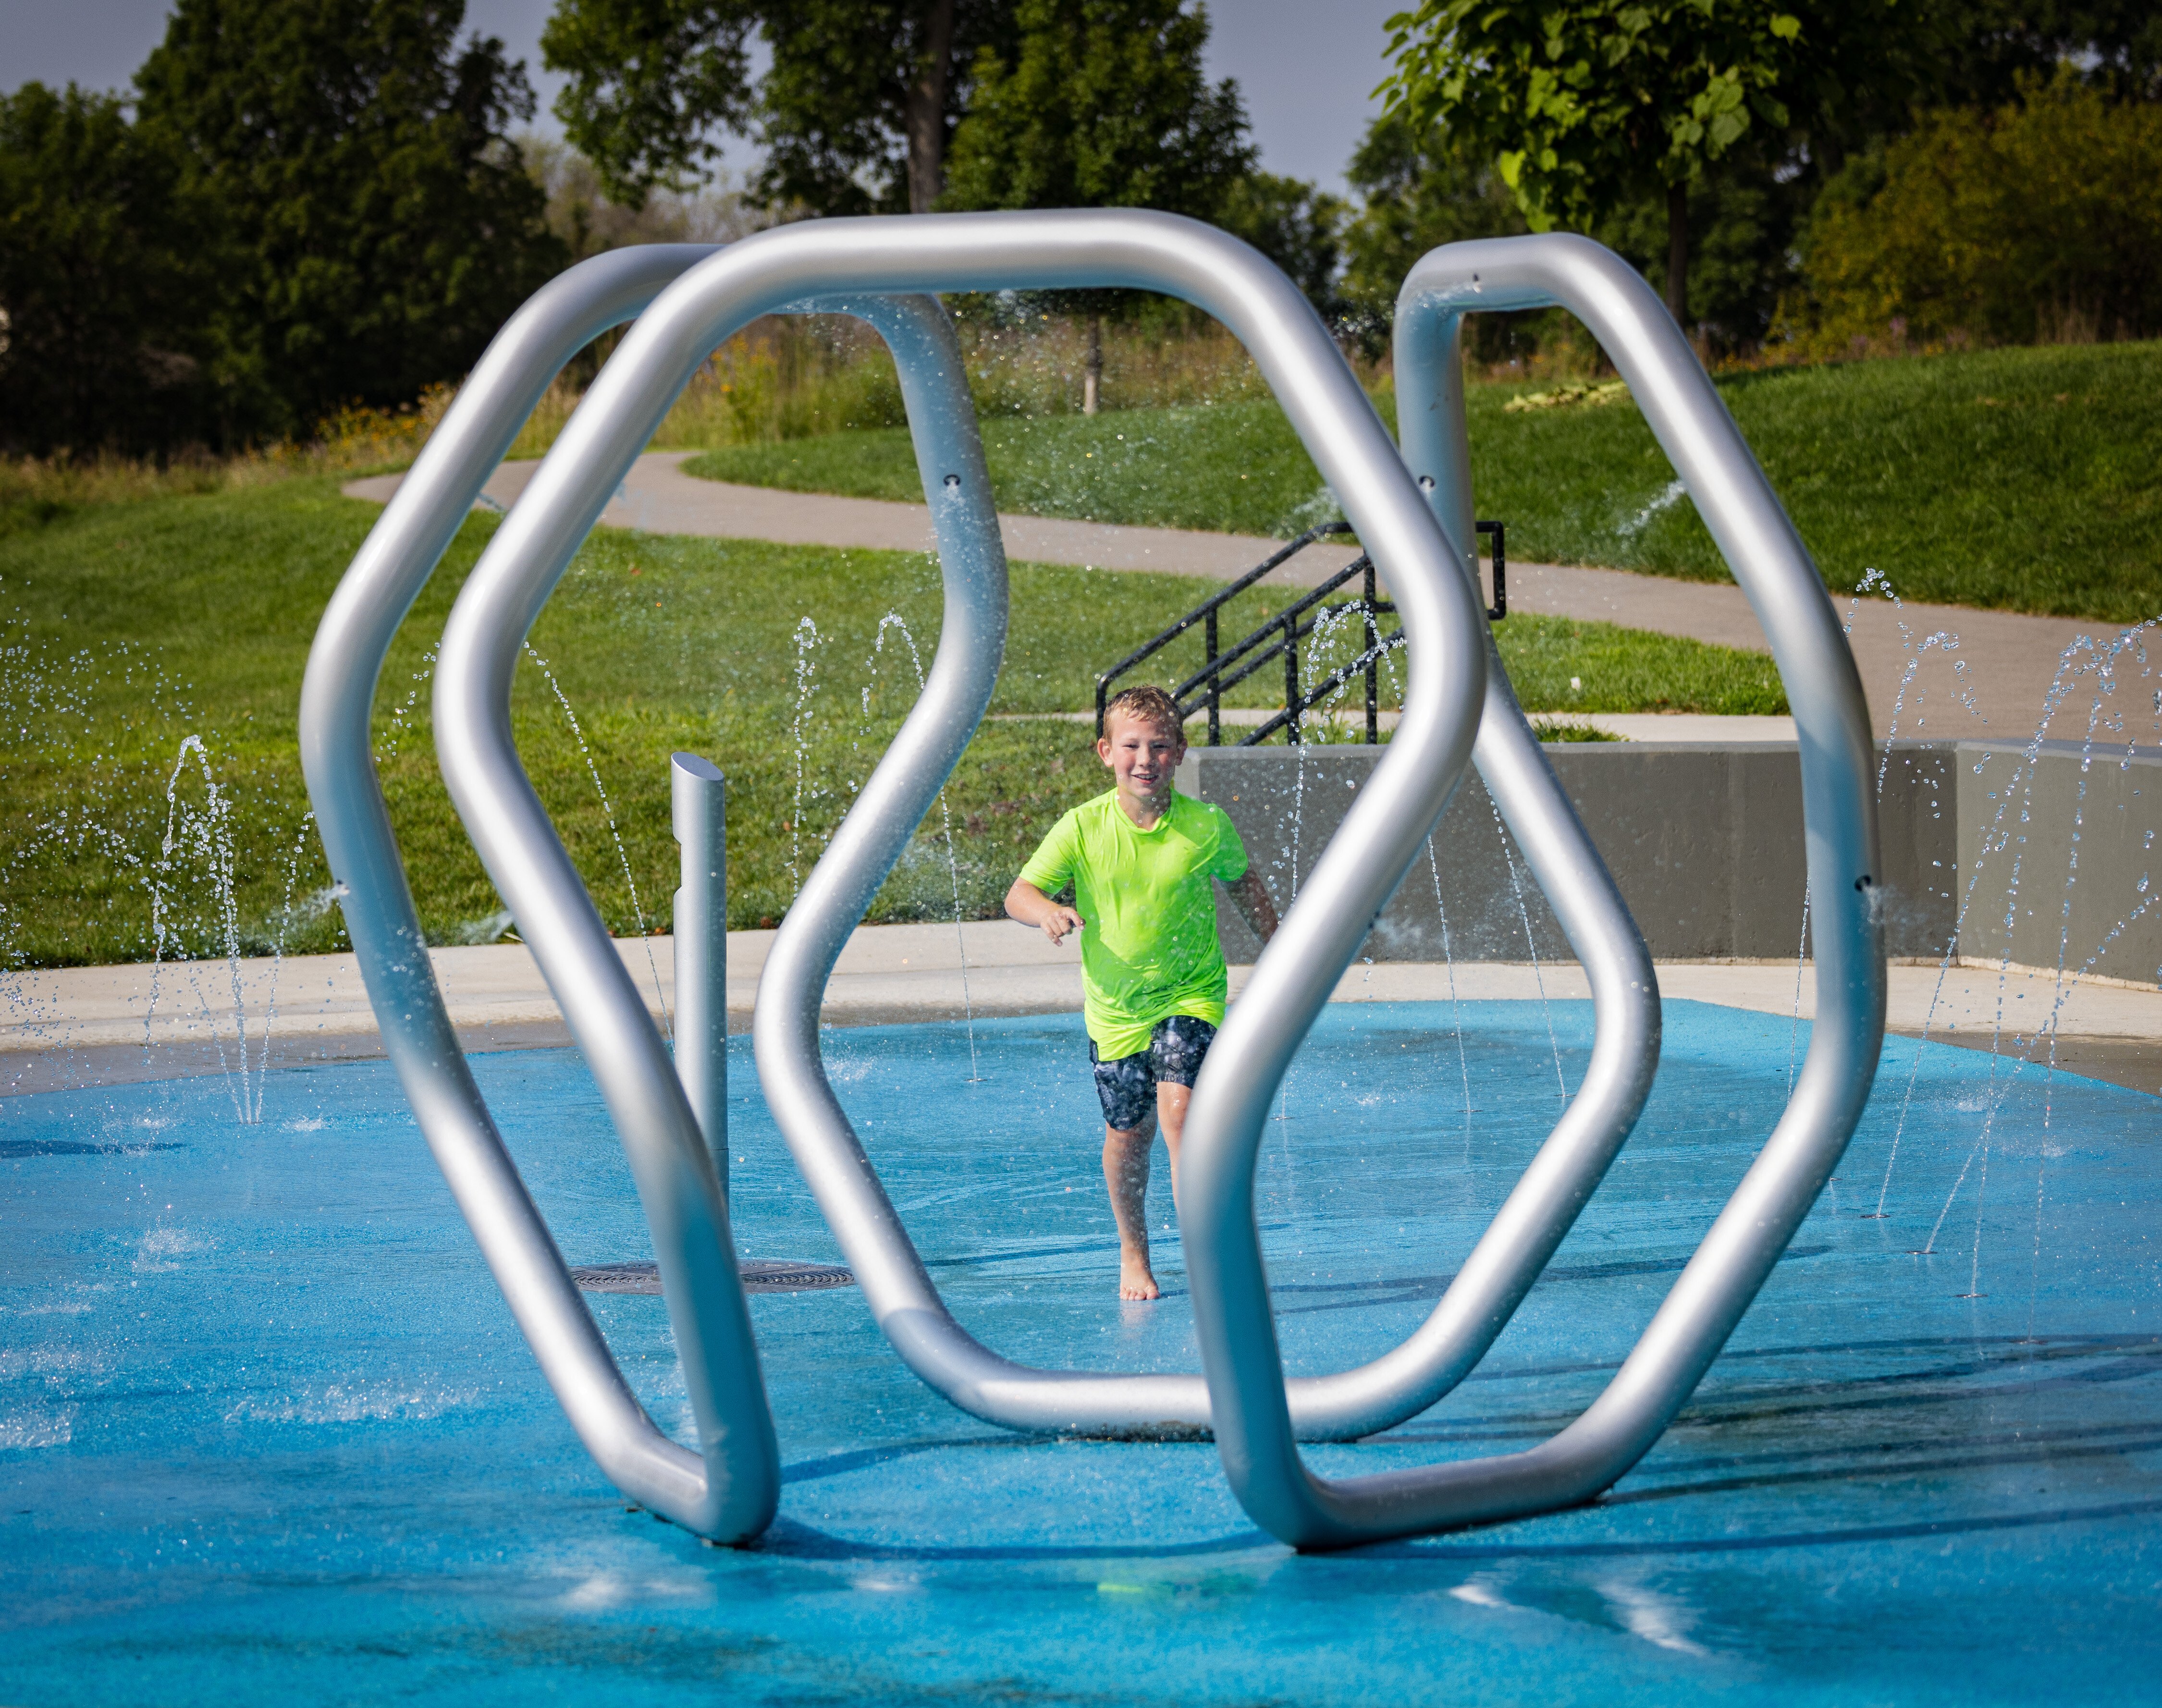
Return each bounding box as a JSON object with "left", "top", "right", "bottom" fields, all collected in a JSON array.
[{"left": 6, "top": 921, "right": 2155, "bottom": 1097}]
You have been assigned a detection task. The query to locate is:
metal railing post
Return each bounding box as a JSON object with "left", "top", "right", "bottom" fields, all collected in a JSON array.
[
  {"left": 671, "top": 752, "right": 727, "bottom": 1188},
  {"left": 1282, "top": 617, "right": 1302, "bottom": 744},
  {"left": 1205, "top": 608, "right": 1220, "bottom": 745},
  {"left": 1364, "top": 560, "right": 1380, "bottom": 744},
  {"left": 1477, "top": 519, "right": 1508, "bottom": 620},
  {"left": 1094, "top": 523, "right": 1354, "bottom": 734}
]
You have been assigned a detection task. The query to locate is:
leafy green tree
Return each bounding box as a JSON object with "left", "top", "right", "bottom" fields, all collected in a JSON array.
[
  {"left": 1339, "top": 105, "right": 1804, "bottom": 358},
  {"left": 1377, "top": 0, "right": 1846, "bottom": 322},
  {"left": 939, "top": 0, "right": 1255, "bottom": 408},
  {"left": 1215, "top": 172, "right": 1347, "bottom": 317},
  {"left": 1337, "top": 110, "right": 1525, "bottom": 348},
  {"left": 759, "top": 0, "right": 1022, "bottom": 213},
  {"left": 134, "top": 0, "right": 565, "bottom": 439},
  {"left": 0, "top": 84, "right": 218, "bottom": 455},
  {"left": 538, "top": 0, "right": 760, "bottom": 206},
  {"left": 1595, "top": 154, "right": 1806, "bottom": 345},
  {"left": 939, "top": 0, "right": 1252, "bottom": 217},
  {"left": 523, "top": 134, "right": 771, "bottom": 262},
  {"left": 542, "top": 0, "right": 1020, "bottom": 213}
]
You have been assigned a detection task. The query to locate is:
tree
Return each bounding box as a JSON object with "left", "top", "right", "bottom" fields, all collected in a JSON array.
[
  {"left": 1377, "top": 0, "right": 1856, "bottom": 323},
  {"left": 759, "top": 0, "right": 1024, "bottom": 214},
  {"left": 1337, "top": 110, "right": 1526, "bottom": 348},
  {"left": 0, "top": 84, "right": 218, "bottom": 455},
  {"left": 938, "top": 0, "right": 1255, "bottom": 410},
  {"left": 135, "top": 0, "right": 565, "bottom": 439},
  {"left": 1338, "top": 103, "right": 1807, "bottom": 358},
  {"left": 523, "top": 135, "right": 772, "bottom": 263},
  {"left": 1933, "top": 0, "right": 2162, "bottom": 106},
  {"left": 542, "top": 0, "right": 1020, "bottom": 212},
  {"left": 1216, "top": 172, "right": 1348, "bottom": 318},
  {"left": 537, "top": 0, "right": 759, "bottom": 205}
]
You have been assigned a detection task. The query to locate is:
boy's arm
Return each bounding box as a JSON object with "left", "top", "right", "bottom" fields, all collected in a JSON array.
[
  {"left": 1226, "top": 870, "right": 1279, "bottom": 946},
  {"left": 1012, "top": 808, "right": 1082, "bottom": 945},
  {"left": 1006, "top": 879, "right": 1085, "bottom": 946}
]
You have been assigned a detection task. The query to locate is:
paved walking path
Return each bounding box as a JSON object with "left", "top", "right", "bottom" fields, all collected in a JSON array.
[
  {"left": 997, "top": 708, "right": 1804, "bottom": 742},
  {"left": 6, "top": 921, "right": 2154, "bottom": 1098},
  {"left": 343, "top": 451, "right": 1367, "bottom": 585},
  {"left": 346, "top": 451, "right": 2145, "bottom": 743},
  {"left": 1505, "top": 561, "right": 2145, "bottom": 747}
]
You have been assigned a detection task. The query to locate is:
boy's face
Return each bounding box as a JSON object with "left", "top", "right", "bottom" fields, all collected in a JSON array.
[{"left": 1097, "top": 711, "right": 1186, "bottom": 806}]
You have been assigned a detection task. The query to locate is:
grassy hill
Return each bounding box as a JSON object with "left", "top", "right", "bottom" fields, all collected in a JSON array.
[
  {"left": 686, "top": 340, "right": 2162, "bottom": 624},
  {"left": 0, "top": 478, "right": 1779, "bottom": 966}
]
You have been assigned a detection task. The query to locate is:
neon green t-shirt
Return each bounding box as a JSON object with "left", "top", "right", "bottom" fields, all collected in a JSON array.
[{"left": 1018, "top": 788, "right": 1250, "bottom": 1061}]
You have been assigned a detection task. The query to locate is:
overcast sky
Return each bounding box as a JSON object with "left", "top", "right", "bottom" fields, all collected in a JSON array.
[{"left": 0, "top": 0, "right": 1401, "bottom": 194}]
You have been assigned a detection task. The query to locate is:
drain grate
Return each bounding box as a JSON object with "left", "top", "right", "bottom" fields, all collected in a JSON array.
[{"left": 569, "top": 1259, "right": 855, "bottom": 1295}]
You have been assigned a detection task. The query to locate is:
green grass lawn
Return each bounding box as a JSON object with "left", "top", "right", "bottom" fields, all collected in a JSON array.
[
  {"left": 0, "top": 478, "right": 1781, "bottom": 968},
  {"left": 686, "top": 340, "right": 2162, "bottom": 624}
]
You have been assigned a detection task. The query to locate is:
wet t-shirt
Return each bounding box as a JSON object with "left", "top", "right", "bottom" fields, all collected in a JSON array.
[{"left": 1018, "top": 789, "right": 1249, "bottom": 1060}]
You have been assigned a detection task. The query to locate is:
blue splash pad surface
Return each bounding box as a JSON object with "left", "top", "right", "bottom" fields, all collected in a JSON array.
[{"left": 1, "top": 999, "right": 2157, "bottom": 1706}]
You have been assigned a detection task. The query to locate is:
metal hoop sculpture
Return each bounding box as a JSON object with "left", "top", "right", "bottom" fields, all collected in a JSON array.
[
  {"left": 429, "top": 209, "right": 1661, "bottom": 1445},
  {"left": 298, "top": 244, "right": 788, "bottom": 1543},
  {"left": 308, "top": 220, "right": 1692, "bottom": 1547},
  {"left": 1181, "top": 233, "right": 1887, "bottom": 1549}
]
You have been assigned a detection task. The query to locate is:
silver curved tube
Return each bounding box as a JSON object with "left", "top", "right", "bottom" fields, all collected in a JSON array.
[
  {"left": 1328, "top": 295, "right": 1665, "bottom": 1428},
  {"left": 672, "top": 751, "right": 729, "bottom": 1183},
  {"left": 299, "top": 244, "right": 783, "bottom": 1544},
  {"left": 1183, "top": 233, "right": 1887, "bottom": 1549},
  {"left": 426, "top": 209, "right": 1493, "bottom": 1440}
]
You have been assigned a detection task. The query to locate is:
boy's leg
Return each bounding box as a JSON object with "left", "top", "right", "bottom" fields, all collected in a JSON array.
[
  {"left": 1155, "top": 1082, "right": 1189, "bottom": 1209},
  {"left": 1103, "top": 1114, "right": 1159, "bottom": 1301},
  {"left": 1148, "top": 1016, "right": 1217, "bottom": 1216},
  {"left": 1093, "top": 1044, "right": 1162, "bottom": 1300}
]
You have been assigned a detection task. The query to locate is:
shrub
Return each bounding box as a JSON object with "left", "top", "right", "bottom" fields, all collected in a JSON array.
[{"left": 1800, "top": 72, "right": 2162, "bottom": 351}]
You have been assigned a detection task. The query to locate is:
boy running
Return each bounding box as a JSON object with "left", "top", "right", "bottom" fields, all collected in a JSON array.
[{"left": 1005, "top": 685, "right": 1279, "bottom": 1300}]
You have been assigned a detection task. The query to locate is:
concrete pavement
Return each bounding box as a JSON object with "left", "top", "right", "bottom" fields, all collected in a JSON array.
[
  {"left": 346, "top": 451, "right": 2147, "bottom": 743},
  {"left": 7, "top": 920, "right": 2154, "bottom": 1098}
]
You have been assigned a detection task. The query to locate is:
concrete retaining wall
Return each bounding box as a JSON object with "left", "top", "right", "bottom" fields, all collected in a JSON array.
[
  {"left": 1954, "top": 740, "right": 2162, "bottom": 983},
  {"left": 1177, "top": 738, "right": 2157, "bottom": 979}
]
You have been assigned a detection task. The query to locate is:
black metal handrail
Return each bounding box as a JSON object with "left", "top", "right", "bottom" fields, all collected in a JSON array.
[
  {"left": 1478, "top": 517, "right": 1506, "bottom": 620},
  {"left": 1093, "top": 522, "right": 1352, "bottom": 740},
  {"left": 1094, "top": 518, "right": 1505, "bottom": 747},
  {"left": 1190, "top": 554, "right": 1393, "bottom": 744}
]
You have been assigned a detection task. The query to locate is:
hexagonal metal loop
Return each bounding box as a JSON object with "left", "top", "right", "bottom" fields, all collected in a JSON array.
[{"left": 1174, "top": 234, "right": 1886, "bottom": 1550}]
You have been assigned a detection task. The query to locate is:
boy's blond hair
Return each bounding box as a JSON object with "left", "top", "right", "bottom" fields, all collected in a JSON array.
[{"left": 1101, "top": 684, "right": 1186, "bottom": 742}]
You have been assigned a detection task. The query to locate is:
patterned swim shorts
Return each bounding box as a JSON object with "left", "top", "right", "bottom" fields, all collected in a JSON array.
[{"left": 1089, "top": 1015, "right": 1218, "bottom": 1131}]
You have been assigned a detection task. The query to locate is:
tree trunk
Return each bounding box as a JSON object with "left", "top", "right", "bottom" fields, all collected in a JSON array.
[
  {"left": 1665, "top": 180, "right": 1689, "bottom": 326},
  {"left": 904, "top": 0, "right": 958, "bottom": 214},
  {"left": 1083, "top": 315, "right": 1102, "bottom": 415}
]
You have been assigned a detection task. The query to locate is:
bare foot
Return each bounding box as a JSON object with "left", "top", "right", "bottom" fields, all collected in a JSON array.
[{"left": 1119, "top": 1252, "right": 1160, "bottom": 1301}]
